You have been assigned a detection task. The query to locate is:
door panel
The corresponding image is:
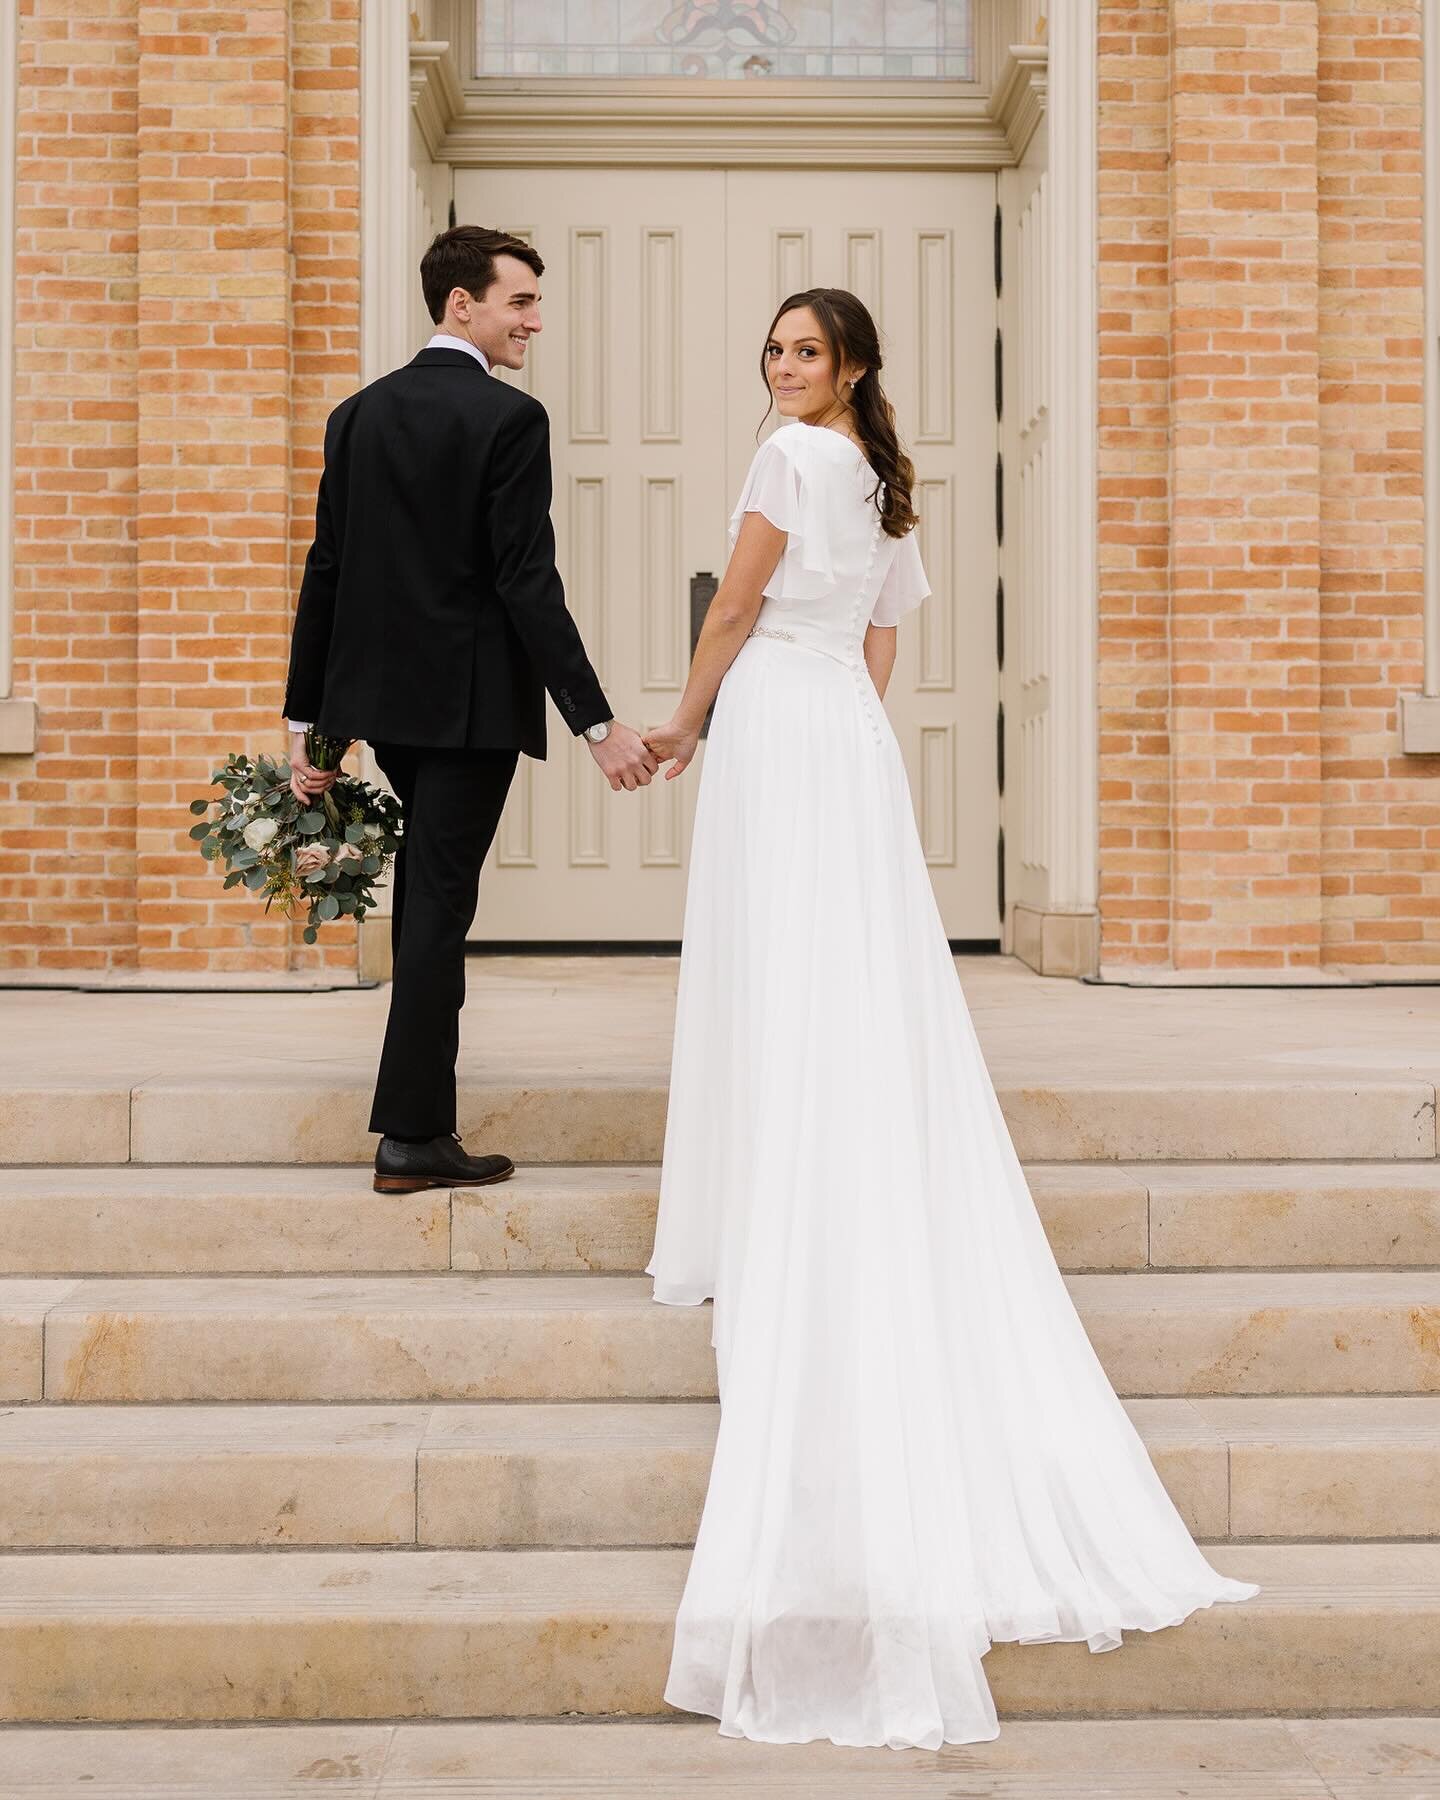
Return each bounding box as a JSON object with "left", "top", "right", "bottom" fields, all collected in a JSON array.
[
  {"left": 725, "top": 171, "right": 1000, "bottom": 939},
  {"left": 453, "top": 166, "right": 998, "bottom": 941},
  {"left": 453, "top": 169, "right": 727, "bottom": 940}
]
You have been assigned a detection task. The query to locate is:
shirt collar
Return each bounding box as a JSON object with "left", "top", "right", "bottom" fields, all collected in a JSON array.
[{"left": 426, "top": 332, "right": 490, "bottom": 372}]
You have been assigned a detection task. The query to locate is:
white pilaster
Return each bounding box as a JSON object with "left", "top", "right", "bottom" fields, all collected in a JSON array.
[
  {"left": 1043, "top": 0, "right": 1098, "bottom": 911},
  {"left": 361, "top": 0, "right": 415, "bottom": 384}
]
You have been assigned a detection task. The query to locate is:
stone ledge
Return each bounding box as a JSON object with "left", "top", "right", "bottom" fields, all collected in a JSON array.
[
  {"left": 1401, "top": 692, "right": 1440, "bottom": 755},
  {"left": 0, "top": 696, "right": 36, "bottom": 755},
  {"left": 1010, "top": 904, "right": 1099, "bottom": 978}
]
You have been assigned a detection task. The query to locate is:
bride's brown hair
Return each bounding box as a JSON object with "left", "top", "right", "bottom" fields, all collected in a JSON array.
[{"left": 759, "top": 287, "right": 918, "bottom": 540}]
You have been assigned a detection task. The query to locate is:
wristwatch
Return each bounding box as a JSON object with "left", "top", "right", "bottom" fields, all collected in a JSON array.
[{"left": 585, "top": 719, "right": 613, "bottom": 744}]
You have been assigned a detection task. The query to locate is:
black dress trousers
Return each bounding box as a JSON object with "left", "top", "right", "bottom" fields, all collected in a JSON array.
[{"left": 368, "top": 744, "right": 518, "bottom": 1140}]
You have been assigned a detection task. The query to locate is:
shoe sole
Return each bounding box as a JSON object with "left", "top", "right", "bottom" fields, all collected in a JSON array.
[{"left": 372, "top": 1163, "right": 516, "bottom": 1195}]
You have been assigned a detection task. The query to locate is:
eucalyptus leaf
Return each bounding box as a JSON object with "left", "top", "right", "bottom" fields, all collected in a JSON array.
[
  {"left": 222, "top": 871, "right": 243, "bottom": 889},
  {"left": 361, "top": 854, "right": 381, "bottom": 876},
  {"left": 303, "top": 925, "right": 318, "bottom": 944},
  {"left": 316, "top": 893, "right": 340, "bottom": 922},
  {"left": 187, "top": 820, "right": 212, "bottom": 841},
  {"left": 231, "top": 847, "right": 258, "bottom": 869},
  {"left": 189, "top": 798, "right": 210, "bottom": 816},
  {"left": 200, "top": 838, "right": 222, "bottom": 861},
  {"left": 244, "top": 866, "right": 269, "bottom": 891},
  {"left": 298, "top": 812, "right": 324, "bottom": 836}
]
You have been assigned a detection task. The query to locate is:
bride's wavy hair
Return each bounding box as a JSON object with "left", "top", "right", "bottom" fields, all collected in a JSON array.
[{"left": 759, "top": 287, "right": 918, "bottom": 540}]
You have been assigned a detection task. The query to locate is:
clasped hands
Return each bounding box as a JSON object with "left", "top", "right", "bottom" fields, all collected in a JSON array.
[
  {"left": 288, "top": 721, "right": 700, "bottom": 805},
  {"left": 589, "top": 717, "right": 701, "bottom": 791}
]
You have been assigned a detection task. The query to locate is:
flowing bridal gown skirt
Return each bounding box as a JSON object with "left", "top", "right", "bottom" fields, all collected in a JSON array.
[{"left": 645, "top": 632, "right": 1259, "bottom": 1751}]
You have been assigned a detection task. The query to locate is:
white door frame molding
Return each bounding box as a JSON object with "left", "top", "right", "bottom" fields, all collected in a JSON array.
[
  {"left": 360, "top": 0, "right": 415, "bottom": 385},
  {"left": 1043, "top": 0, "right": 1098, "bottom": 919},
  {"left": 357, "top": 5, "right": 1102, "bottom": 965}
]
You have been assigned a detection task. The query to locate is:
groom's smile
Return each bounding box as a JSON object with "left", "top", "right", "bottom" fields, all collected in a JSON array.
[{"left": 446, "top": 249, "right": 545, "bottom": 373}]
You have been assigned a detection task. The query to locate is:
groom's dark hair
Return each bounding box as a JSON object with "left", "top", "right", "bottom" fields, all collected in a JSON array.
[{"left": 421, "top": 225, "right": 544, "bottom": 325}]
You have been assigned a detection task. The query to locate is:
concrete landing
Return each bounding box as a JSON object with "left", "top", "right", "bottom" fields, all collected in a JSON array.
[{"left": 2, "top": 954, "right": 1438, "bottom": 1163}]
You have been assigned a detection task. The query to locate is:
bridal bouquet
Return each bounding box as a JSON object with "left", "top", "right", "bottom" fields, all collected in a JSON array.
[{"left": 188, "top": 731, "right": 403, "bottom": 943}]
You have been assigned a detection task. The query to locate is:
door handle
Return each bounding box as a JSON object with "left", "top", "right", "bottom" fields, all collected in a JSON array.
[{"left": 690, "top": 570, "right": 718, "bottom": 739}]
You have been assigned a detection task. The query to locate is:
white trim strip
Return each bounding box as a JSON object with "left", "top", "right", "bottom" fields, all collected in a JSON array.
[
  {"left": 361, "top": 0, "right": 413, "bottom": 384},
  {"left": 1045, "top": 0, "right": 1098, "bottom": 909}
]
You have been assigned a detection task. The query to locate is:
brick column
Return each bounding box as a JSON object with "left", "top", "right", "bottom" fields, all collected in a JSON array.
[
  {"left": 1315, "top": 0, "right": 1434, "bottom": 966},
  {"left": 1167, "top": 0, "right": 1324, "bottom": 969},
  {"left": 132, "top": 5, "right": 292, "bottom": 970},
  {"left": 0, "top": 0, "right": 139, "bottom": 973},
  {"left": 288, "top": 0, "right": 360, "bottom": 974},
  {"left": 1097, "top": 0, "right": 1173, "bottom": 964},
  {"left": 125, "top": 2, "right": 360, "bottom": 977}
]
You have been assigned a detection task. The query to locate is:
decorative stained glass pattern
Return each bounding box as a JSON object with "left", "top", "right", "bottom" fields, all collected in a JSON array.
[{"left": 475, "top": 1, "right": 975, "bottom": 81}]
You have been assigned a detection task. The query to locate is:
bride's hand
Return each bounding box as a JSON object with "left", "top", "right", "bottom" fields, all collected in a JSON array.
[{"left": 644, "top": 718, "right": 700, "bottom": 779}]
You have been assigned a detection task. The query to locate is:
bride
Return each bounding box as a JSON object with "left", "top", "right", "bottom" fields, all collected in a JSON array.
[{"left": 640, "top": 288, "right": 1258, "bottom": 1752}]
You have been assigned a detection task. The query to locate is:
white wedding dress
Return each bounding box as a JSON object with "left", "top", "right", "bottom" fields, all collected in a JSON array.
[{"left": 644, "top": 420, "right": 1259, "bottom": 1751}]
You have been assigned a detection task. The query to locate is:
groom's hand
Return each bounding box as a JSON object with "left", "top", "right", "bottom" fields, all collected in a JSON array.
[
  {"left": 289, "top": 729, "right": 341, "bottom": 804},
  {"left": 587, "top": 722, "right": 658, "bottom": 792}
]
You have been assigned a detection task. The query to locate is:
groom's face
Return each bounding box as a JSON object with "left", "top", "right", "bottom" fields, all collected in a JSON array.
[{"left": 450, "top": 255, "right": 543, "bottom": 371}]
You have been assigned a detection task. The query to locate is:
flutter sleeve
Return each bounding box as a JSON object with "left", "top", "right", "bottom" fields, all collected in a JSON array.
[
  {"left": 870, "top": 528, "right": 931, "bottom": 627},
  {"left": 727, "top": 430, "right": 835, "bottom": 590}
]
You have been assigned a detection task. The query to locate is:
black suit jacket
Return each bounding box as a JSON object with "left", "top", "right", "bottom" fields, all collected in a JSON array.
[{"left": 283, "top": 348, "right": 611, "bottom": 758}]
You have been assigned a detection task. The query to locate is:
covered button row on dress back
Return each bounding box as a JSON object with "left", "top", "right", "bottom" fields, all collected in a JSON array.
[{"left": 850, "top": 505, "right": 888, "bottom": 745}]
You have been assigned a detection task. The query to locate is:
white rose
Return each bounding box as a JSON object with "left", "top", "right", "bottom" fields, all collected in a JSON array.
[{"left": 242, "top": 818, "right": 278, "bottom": 852}]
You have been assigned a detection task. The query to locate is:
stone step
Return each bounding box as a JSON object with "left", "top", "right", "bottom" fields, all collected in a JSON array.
[
  {"left": 5, "top": 1271, "right": 1439, "bottom": 1404},
  {"left": 2, "top": 1397, "right": 1437, "bottom": 1550},
  {"left": 7, "top": 1073, "right": 1436, "bottom": 1167},
  {"left": 4, "top": 1161, "right": 1439, "bottom": 1278},
  {"left": 5, "top": 1716, "right": 1440, "bottom": 1796},
  {"left": 0, "top": 1543, "right": 1436, "bottom": 1724}
]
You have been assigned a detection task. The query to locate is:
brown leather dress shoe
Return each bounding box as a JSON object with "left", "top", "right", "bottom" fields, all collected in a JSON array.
[{"left": 373, "top": 1132, "right": 515, "bottom": 1194}]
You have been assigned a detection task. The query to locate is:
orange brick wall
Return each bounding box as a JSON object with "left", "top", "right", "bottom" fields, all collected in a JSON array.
[
  {"left": 1098, "top": 0, "right": 1439, "bottom": 969},
  {"left": 2, "top": 3, "right": 1435, "bottom": 975},
  {"left": 0, "top": 0, "right": 359, "bottom": 975},
  {"left": 1315, "top": 0, "right": 1433, "bottom": 964},
  {"left": 1097, "top": 0, "right": 1174, "bottom": 963},
  {"left": 2, "top": 0, "right": 139, "bottom": 971}
]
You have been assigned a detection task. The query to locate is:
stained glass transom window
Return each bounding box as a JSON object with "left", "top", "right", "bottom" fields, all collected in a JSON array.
[{"left": 475, "top": 1, "right": 976, "bottom": 81}]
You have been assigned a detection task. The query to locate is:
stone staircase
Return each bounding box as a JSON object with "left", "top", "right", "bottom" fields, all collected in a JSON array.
[{"left": 1, "top": 1063, "right": 1439, "bottom": 1793}]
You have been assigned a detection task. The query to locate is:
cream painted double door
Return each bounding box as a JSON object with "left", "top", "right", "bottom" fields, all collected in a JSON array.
[{"left": 454, "top": 167, "right": 998, "bottom": 942}]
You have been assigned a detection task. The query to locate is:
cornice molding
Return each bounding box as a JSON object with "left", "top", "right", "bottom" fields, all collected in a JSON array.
[
  {"left": 434, "top": 85, "right": 1013, "bottom": 170},
  {"left": 409, "top": 39, "right": 464, "bottom": 161},
  {"left": 988, "top": 43, "right": 1048, "bottom": 161}
]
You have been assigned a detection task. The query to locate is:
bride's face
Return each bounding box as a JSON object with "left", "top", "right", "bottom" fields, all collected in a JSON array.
[{"left": 765, "top": 308, "right": 859, "bottom": 422}]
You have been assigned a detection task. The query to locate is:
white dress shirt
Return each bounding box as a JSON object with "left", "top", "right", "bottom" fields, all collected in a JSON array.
[{"left": 287, "top": 333, "right": 491, "bottom": 735}]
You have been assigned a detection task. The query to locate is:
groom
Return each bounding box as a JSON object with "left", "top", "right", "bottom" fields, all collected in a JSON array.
[{"left": 283, "top": 225, "right": 657, "bottom": 1194}]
